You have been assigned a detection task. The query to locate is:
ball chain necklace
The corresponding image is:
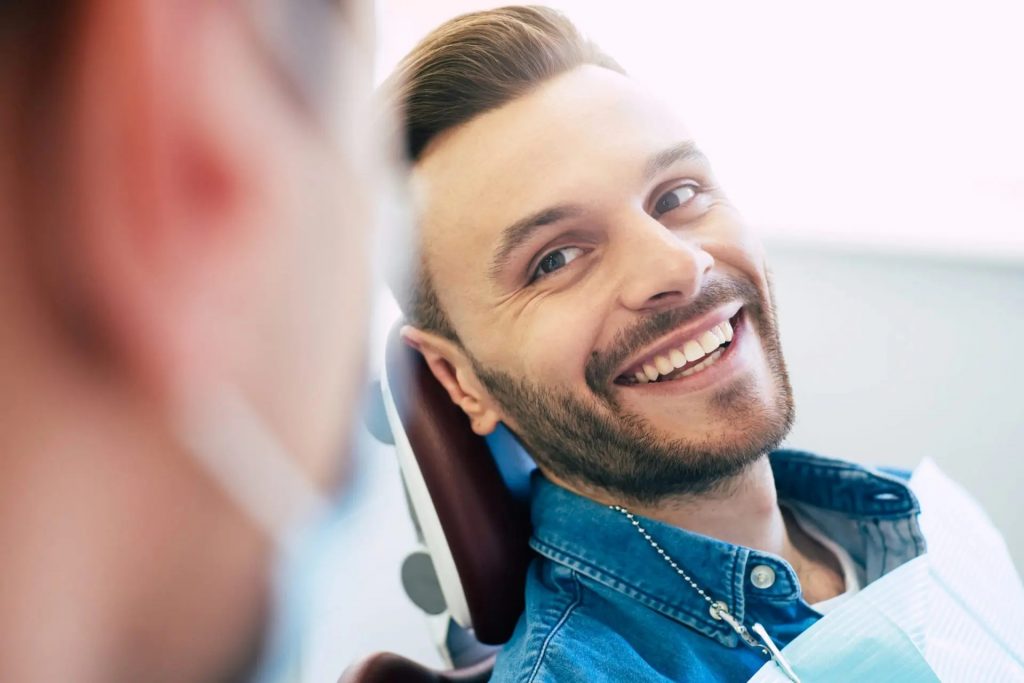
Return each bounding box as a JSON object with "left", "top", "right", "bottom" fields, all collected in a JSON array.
[{"left": 611, "top": 505, "right": 802, "bottom": 683}]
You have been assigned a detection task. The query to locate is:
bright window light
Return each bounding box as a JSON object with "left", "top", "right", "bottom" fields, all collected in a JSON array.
[{"left": 376, "top": 0, "right": 1024, "bottom": 263}]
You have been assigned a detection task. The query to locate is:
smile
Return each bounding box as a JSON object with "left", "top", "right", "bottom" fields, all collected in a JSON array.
[{"left": 615, "top": 307, "right": 742, "bottom": 386}]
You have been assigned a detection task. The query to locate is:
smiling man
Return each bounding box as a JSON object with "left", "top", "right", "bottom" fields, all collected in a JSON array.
[{"left": 384, "top": 6, "right": 1022, "bottom": 682}]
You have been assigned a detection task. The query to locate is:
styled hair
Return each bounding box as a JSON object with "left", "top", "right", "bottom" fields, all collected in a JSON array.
[{"left": 384, "top": 5, "right": 623, "bottom": 341}]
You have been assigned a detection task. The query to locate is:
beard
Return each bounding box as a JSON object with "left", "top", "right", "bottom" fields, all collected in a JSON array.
[{"left": 469, "top": 277, "right": 795, "bottom": 507}]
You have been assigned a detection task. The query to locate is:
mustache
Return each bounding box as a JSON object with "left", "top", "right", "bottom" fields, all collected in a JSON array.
[{"left": 585, "top": 278, "right": 762, "bottom": 397}]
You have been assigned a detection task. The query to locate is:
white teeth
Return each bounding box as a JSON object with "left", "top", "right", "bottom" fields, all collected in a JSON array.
[
  {"left": 698, "top": 330, "right": 721, "bottom": 354},
  {"left": 675, "top": 348, "right": 726, "bottom": 379},
  {"left": 687, "top": 348, "right": 724, "bottom": 376},
  {"left": 683, "top": 340, "right": 705, "bottom": 363},
  {"left": 643, "top": 363, "right": 659, "bottom": 382},
  {"left": 627, "top": 318, "right": 736, "bottom": 385}
]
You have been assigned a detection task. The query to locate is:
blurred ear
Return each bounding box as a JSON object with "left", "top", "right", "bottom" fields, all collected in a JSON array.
[
  {"left": 401, "top": 325, "right": 502, "bottom": 436},
  {"left": 64, "top": 0, "right": 289, "bottom": 396}
]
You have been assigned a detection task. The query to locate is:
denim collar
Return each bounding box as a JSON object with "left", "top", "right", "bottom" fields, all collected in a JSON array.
[{"left": 528, "top": 449, "right": 922, "bottom": 649}]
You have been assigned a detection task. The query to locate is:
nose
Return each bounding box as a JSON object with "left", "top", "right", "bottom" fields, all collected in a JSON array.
[{"left": 614, "top": 214, "right": 714, "bottom": 313}]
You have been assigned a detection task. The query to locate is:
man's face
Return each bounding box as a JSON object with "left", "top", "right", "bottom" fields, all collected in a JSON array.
[{"left": 413, "top": 65, "right": 793, "bottom": 504}]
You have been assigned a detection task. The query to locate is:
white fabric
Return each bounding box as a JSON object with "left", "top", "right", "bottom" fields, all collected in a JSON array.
[
  {"left": 911, "top": 458, "right": 1024, "bottom": 681},
  {"left": 747, "top": 458, "right": 1024, "bottom": 682}
]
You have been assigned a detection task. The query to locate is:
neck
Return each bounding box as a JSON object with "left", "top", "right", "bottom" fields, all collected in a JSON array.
[
  {"left": 546, "top": 455, "right": 846, "bottom": 602},
  {"left": 585, "top": 456, "right": 794, "bottom": 558},
  {"left": 636, "top": 456, "right": 788, "bottom": 554}
]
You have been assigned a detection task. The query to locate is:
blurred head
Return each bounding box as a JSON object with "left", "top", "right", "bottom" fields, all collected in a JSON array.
[
  {"left": 0, "top": 0, "right": 378, "bottom": 680},
  {"left": 387, "top": 6, "right": 794, "bottom": 507}
]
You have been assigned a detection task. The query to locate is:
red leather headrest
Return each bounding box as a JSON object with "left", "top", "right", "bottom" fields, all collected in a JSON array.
[{"left": 384, "top": 323, "right": 533, "bottom": 644}]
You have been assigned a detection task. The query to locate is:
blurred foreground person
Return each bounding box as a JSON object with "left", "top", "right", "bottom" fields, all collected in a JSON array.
[
  {"left": 386, "top": 6, "right": 1024, "bottom": 681},
  {"left": 0, "top": 1, "right": 379, "bottom": 681}
]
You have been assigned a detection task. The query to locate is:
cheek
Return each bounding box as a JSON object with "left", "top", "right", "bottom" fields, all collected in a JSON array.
[
  {"left": 503, "top": 297, "right": 606, "bottom": 388},
  {"left": 702, "top": 217, "right": 768, "bottom": 287}
]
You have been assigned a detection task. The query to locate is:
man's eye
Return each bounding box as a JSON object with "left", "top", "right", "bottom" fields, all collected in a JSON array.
[
  {"left": 532, "top": 246, "right": 584, "bottom": 280},
  {"left": 654, "top": 184, "right": 698, "bottom": 216}
]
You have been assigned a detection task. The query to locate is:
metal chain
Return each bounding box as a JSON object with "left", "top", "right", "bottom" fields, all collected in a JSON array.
[{"left": 610, "top": 505, "right": 769, "bottom": 655}]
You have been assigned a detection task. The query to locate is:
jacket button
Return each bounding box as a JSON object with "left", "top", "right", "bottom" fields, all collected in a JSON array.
[{"left": 750, "top": 564, "right": 776, "bottom": 589}]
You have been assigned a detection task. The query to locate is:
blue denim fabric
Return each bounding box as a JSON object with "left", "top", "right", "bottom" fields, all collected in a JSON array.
[{"left": 491, "top": 449, "right": 926, "bottom": 682}]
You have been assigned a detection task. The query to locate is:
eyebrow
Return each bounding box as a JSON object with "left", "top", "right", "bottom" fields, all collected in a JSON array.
[
  {"left": 488, "top": 141, "right": 709, "bottom": 281},
  {"left": 488, "top": 204, "right": 584, "bottom": 281},
  {"left": 644, "top": 141, "right": 709, "bottom": 184}
]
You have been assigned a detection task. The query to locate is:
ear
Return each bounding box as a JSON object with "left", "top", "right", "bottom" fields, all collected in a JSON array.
[
  {"left": 64, "top": 0, "right": 289, "bottom": 397},
  {"left": 401, "top": 325, "right": 502, "bottom": 436}
]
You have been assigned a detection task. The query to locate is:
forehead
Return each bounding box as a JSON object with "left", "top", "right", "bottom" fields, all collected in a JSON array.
[{"left": 412, "top": 65, "right": 693, "bottom": 304}]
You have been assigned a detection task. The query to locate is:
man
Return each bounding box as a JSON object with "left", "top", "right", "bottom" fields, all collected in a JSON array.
[
  {"left": 384, "top": 6, "right": 1023, "bottom": 681},
  {"left": 0, "top": 1, "right": 380, "bottom": 681}
]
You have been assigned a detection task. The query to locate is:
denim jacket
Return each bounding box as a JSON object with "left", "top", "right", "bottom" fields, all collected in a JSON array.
[{"left": 491, "top": 449, "right": 926, "bottom": 682}]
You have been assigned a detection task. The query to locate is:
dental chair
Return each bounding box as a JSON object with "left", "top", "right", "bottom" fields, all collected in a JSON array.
[{"left": 339, "top": 322, "right": 536, "bottom": 683}]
